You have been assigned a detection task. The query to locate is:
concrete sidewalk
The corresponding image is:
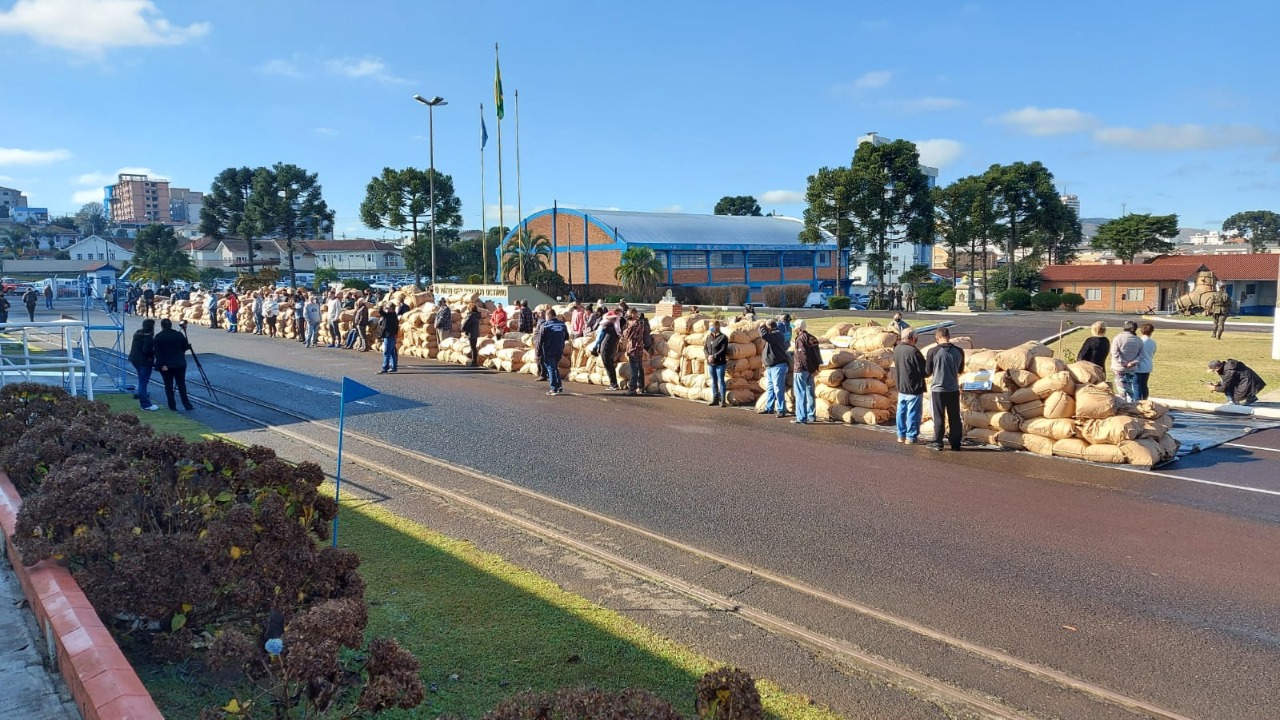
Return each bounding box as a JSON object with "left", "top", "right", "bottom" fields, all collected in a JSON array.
[{"left": 0, "top": 548, "right": 79, "bottom": 720}]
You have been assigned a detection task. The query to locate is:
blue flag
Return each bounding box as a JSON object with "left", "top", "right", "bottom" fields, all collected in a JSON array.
[
  {"left": 342, "top": 377, "right": 379, "bottom": 403},
  {"left": 481, "top": 116, "right": 489, "bottom": 150}
]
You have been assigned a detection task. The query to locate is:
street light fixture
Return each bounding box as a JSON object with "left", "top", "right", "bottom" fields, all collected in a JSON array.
[{"left": 413, "top": 94, "right": 447, "bottom": 288}]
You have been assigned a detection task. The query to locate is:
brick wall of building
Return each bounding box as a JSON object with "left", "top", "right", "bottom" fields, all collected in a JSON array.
[{"left": 1041, "top": 280, "right": 1184, "bottom": 313}]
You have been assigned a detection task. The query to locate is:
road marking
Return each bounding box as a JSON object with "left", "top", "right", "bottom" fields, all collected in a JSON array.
[
  {"left": 1224, "top": 442, "right": 1280, "bottom": 454},
  {"left": 1117, "top": 465, "right": 1280, "bottom": 497}
]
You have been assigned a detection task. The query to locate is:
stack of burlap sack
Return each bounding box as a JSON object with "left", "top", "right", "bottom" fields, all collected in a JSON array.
[
  {"left": 920, "top": 341, "right": 1179, "bottom": 466},
  {"left": 800, "top": 322, "right": 905, "bottom": 425},
  {"left": 384, "top": 290, "right": 474, "bottom": 359},
  {"left": 647, "top": 314, "right": 762, "bottom": 405}
]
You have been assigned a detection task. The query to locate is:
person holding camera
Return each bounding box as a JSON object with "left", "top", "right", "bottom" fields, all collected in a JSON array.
[{"left": 153, "top": 318, "right": 194, "bottom": 411}]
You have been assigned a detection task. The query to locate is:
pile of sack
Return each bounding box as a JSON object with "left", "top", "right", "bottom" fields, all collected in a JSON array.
[
  {"left": 646, "top": 315, "right": 762, "bottom": 406},
  {"left": 922, "top": 341, "right": 1179, "bottom": 466}
]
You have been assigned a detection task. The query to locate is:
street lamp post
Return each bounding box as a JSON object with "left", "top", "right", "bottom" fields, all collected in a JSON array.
[{"left": 413, "top": 94, "right": 447, "bottom": 289}]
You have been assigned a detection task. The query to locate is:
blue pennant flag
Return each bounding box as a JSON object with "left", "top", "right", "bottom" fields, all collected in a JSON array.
[
  {"left": 481, "top": 116, "right": 489, "bottom": 150},
  {"left": 342, "top": 377, "right": 379, "bottom": 404}
]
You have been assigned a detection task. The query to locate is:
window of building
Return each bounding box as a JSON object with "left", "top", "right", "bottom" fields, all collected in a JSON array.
[
  {"left": 712, "top": 251, "right": 743, "bottom": 268},
  {"left": 1123, "top": 288, "right": 1144, "bottom": 301},
  {"left": 1084, "top": 288, "right": 1101, "bottom": 300},
  {"left": 366, "top": 254, "right": 373, "bottom": 262},
  {"left": 747, "top": 251, "right": 779, "bottom": 268},
  {"left": 76, "top": 253, "right": 83, "bottom": 260},
  {"left": 782, "top": 251, "right": 810, "bottom": 267},
  {"left": 1245, "top": 283, "right": 1257, "bottom": 295},
  {"left": 671, "top": 251, "right": 707, "bottom": 269},
  {"left": 816, "top": 251, "right": 831, "bottom": 267}
]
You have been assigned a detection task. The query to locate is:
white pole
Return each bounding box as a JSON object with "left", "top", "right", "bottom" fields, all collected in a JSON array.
[{"left": 1272, "top": 257, "right": 1280, "bottom": 360}]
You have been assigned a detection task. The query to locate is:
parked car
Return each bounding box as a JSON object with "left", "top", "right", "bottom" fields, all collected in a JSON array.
[
  {"left": 1, "top": 277, "right": 18, "bottom": 294},
  {"left": 804, "top": 291, "right": 829, "bottom": 309}
]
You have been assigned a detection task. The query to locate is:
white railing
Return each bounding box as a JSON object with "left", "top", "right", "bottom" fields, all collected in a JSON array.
[{"left": 0, "top": 319, "right": 95, "bottom": 399}]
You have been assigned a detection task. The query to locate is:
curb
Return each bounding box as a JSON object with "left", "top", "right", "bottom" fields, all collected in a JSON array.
[
  {"left": 0, "top": 473, "right": 164, "bottom": 720},
  {"left": 1149, "top": 397, "right": 1280, "bottom": 421}
]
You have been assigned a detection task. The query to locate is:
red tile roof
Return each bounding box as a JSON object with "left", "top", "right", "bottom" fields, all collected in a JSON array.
[
  {"left": 1040, "top": 263, "right": 1205, "bottom": 282},
  {"left": 1148, "top": 253, "right": 1280, "bottom": 281}
]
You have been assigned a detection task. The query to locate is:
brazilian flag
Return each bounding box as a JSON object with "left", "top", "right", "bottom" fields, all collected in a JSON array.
[{"left": 494, "top": 57, "right": 504, "bottom": 120}]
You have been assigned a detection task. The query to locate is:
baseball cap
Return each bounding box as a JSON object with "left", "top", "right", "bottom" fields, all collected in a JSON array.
[{"left": 1208, "top": 360, "right": 1223, "bottom": 371}]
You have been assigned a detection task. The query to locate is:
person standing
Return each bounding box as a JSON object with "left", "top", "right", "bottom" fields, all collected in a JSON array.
[
  {"left": 704, "top": 320, "right": 729, "bottom": 406},
  {"left": 1077, "top": 321, "right": 1109, "bottom": 369},
  {"left": 1110, "top": 320, "right": 1143, "bottom": 402},
  {"left": 104, "top": 285, "right": 117, "bottom": 313},
  {"left": 304, "top": 293, "right": 322, "bottom": 347},
  {"left": 22, "top": 286, "right": 38, "bottom": 322},
  {"left": 0, "top": 293, "right": 9, "bottom": 324},
  {"left": 924, "top": 326, "right": 965, "bottom": 451},
  {"left": 760, "top": 319, "right": 790, "bottom": 418},
  {"left": 128, "top": 318, "right": 161, "bottom": 411},
  {"left": 434, "top": 297, "right": 453, "bottom": 347},
  {"left": 293, "top": 293, "right": 306, "bottom": 342},
  {"left": 518, "top": 299, "right": 534, "bottom": 333},
  {"left": 1207, "top": 359, "right": 1266, "bottom": 406},
  {"left": 1136, "top": 322, "right": 1157, "bottom": 401},
  {"left": 1205, "top": 283, "right": 1232, "bottom": 340},
  {"left": 893, "top": 328, "right": 926, "bottom": 443},
  {"left": 903, "top": 284, "right": 916, "bottom": 313},
  {"left": 593, "top": 308, "right": 621, "bottom": 390},
  {"left": 345, "top": 300, "right": 369, "bottom": 350},
  {"left": 325, "top": 292, "right": 342, "bottom": 347},
  {"left": 622, "top": 308, "right": 648, "bottom": 396},
  {"left": 376, "top": 302, "right": 400, "bottom": 373},
  {"left": 791, "top": 319, "right": 820, "bottom": 424},
  {"left": 538, "top": 308, "right": 567, "bottom": 395},
  {"left": 568, "top": 302, "right": 585, "bottom": 340},
  {"left": 251, "top": 291, "right": 265, "bottom": 334},
  {"left": 224, "top": 291, "right": 240, "bottom": 333},
  {"left": 461, "top": 302, "right": 481, "bottom": 366},
  {"left": 205, "top": 290, "right": 219, "bottom": 329},
  {"left": 490, "top": 302, "right": 508, "bottom": 339},
  {"left": 43, "top": 282, "right": 53, "bottom": 309},
  {"left": 263, "top": 294, "right": 280, "bottom": 338},
  {"left": 153, "top": 318, "right": 194, "bottom": 411},
  {"left": 141, "top": 286, "right": 155, "bottom": 317}
]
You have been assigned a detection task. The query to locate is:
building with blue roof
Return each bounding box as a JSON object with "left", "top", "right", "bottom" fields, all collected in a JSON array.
[{"left": 500, "top": 208, "right": 845, "bottom": 301}]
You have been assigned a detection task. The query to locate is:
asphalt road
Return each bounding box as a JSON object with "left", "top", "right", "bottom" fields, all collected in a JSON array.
[{"left": 115, "top": 311, "right": 1280, "bottom": 719}]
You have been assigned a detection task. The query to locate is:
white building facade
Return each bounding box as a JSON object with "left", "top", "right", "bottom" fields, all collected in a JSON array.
[{"left": 847, "top": 133, "right": 938, "bottom": 287}]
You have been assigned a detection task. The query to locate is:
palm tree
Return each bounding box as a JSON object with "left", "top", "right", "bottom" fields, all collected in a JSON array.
[
  {"left": 501, "top": 230, "right": 551, "bottom": 284},
  {"left": 131, "top": 225, "right": 199, "bottom": 286},
  {"left": 614, "top": 246, "right": 664, "bottom": 299}
]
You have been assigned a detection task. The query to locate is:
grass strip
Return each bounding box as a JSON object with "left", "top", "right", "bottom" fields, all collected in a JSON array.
[{"left": 101, "top": 394, "right": 841, "bottom": 720}]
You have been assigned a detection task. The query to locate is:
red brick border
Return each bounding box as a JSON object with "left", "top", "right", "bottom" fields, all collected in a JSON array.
[{"left": 0, "top": 473, "right": 163, "bottom": 720}]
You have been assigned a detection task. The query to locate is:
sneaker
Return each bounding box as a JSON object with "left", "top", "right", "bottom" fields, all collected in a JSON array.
[
  {"left": 927, "top": 443, "right": 944, "bottom": 451},
  {"left": 546, "top": 390, "right": 558, "bottom": 396},
  {"left": 790, "top": 419, "right": 803, "bottom": 424},
  {"left": 144, "top": 405, "right": 160, "bottom": 411},
  {"left": 378, "top": 369, "right": 388, "bottom": 374},
  {"left": 896, "top": 437, "right": 905, "bottom": 443},
  {"left": 776, "top": 412, "right": 787, "bottom": 418},
  {"left": 389, "top": 368, "right": 397, "bottom": 372}
]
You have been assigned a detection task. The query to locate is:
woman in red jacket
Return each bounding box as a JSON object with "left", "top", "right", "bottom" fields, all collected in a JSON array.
[
  {"left": 225, "top": 291, "right": 241, "bottom": 333},
  {"left": 489, "top": 303, "right": 508, "bottom": 339}
]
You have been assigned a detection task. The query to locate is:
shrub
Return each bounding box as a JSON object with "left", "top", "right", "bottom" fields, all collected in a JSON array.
[
  {"left": 996, "top": 287, "right": 1033, "bottom": 310},
  {"left": 528, "top": 269, "right": 567, "bottom": 298},
  {"left": 342, "top": 278, "right": 371, "bottom": 292},
  {"left": 760, "top": 284, "right": 811, "bottom": 308},
  {"left": 827, "top": 295, "right": 851, "bottom": 310},
  {"left": 696, "top": 667, "right": 764, "bottom": 720},
  {"left": 1030, "top": 291, "right": 1064, "bottom": 311},
  {"left": 467, "top": 273, "right": 484, "bottom": 284},
  {"left": 682, "top": 285, "right": 749, "bottom": 307},
  {"left": 1060, "top": 292, "right": 1085, "bottom": 311},
  {"left": 916, "top": 284, "right": 954, "bottom": 311},
  {"left": 484, "top": 687, "right": 682, "bottom": 720},
  {"left": 604, "top": 292, "right": 626, "bottom": 303}
]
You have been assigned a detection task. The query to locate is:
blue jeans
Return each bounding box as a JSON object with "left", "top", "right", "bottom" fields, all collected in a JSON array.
[
  {"left": 764, "top": 364, "right": 788, "bottom": 413},
  {"left": 134, "top": 363, "right": 154, "bottom": 408},
  {"left": 708, "top": 364, "right": 726, "bottom": 400},
  {"left": 306, "top": 320, "right": 319, "bottom": 347},
  {"left": 1116, "top": 372, "right": 1139, "bottom": 402},
  {"left": 545, "top": 358, "right": 562, "bottom": 391},
  {"left": 896, "top": 393, "right": 922, "bottom": 440},
  {"left": 382, "top": 336, "right": 397, "bottom": 371},
  {"left": 793, "top": 371, "right": 815, "bottom": 422}
]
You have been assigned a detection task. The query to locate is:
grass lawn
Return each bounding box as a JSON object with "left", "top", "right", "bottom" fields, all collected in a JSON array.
[
  {"left": 107, "top": 400, "right": 842, "bottom": 720},
  {"left": 1137, "top": 326, "right": 1279, "bottom": 403}
]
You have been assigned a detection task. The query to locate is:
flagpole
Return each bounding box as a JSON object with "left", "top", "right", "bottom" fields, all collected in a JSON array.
[
  {"left": 515, "top": 89, "right": 522, "bottom": 232},
  {"left": 495, "top": 42, "right": 505, "bottom": 282},
  {"left": 333, "top": 384, "right": 348, "bottom": 548},
  {"left": 481, "top": 102, "right": 487, "bottom": 284}
]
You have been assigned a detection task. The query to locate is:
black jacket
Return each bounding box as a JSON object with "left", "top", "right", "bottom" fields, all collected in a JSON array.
[
  {"left": 152, "top": 328, "right": 189, "bottom": 370},
  {"left": 461, "top": 309, "right": 481, "bottom": 338},
  {"left": 128, "top": 330, "right": 155, "bottom": 368},
  {"left": 1078, "top": 336, "right": 1110, "bottom": 368},
  {"left": 892, "top": 343, "right": 927, "bottom": 395},
  {"left": 924, "top": 343, "right": 965, "bottom": 392},
  {"left": 704, "top": 331, "right": 729, "bottom": 366},
  {"left": 377, "top": 308, "right": 400, "bottom": 338},
  {"left": 762, "top": 329, "right": 789, "bottom": 367},
  {"left": 518, "top": 306, "right": 534, "bottom": 333},
  {"left": 792, "top": 330, "right": 821, "bottom": 374},
  {"left": 1215, "top": 360, "right": 1266, "bottom": 403}
]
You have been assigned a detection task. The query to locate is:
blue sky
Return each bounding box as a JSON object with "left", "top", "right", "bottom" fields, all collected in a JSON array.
[{"left": 1, "top": 0, "right": 1277, "bottom": 238}]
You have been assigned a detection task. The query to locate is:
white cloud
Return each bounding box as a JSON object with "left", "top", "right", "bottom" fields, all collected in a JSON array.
[
  {"left": 915, "top": 139, "right": 964, "bottom": 168},
  {"left": 314, "top": 127, "right": 338, "bottom": 137},
  {"left": 759, "top": 190, "right": 805, "bottom": 204},
  {"left": 0, "top": 147, "right": 72, "bottom": 166},
  {"left": 0, "top": 175, "right": 13, "bottom": 182},
  {"left": 326, "top": 56, "right": 405, "bottom": 85},
  {"left": 72, "top": 188, "right": 104, "bottom": 204},
  {"left": 1093, "top": 123, "right": 1273, "bottom": 151},
  {"left": 653, "top": 204, "right": 683, "bottom": 213},
  {"left": 887, "top": 96, "right": 964, "bottom": 113},
  {"left": 0, "top": 0, "right": 209, "bottom": 54},
  {"left": 853, "top": 70, "right": 892, "bottom": 89},
  {"left": 74, "top": 171, "right": 112, "bottom": 185},
  {"left": 257, "top": 57, "right": 302, "bottom": 78},
  {"left": 997, "top": 106, "right": 1100, "bottom": 136}
]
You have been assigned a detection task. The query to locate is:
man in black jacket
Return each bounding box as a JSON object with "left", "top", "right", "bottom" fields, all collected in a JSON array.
[
  {"left": 128, "top": 318, "right": 161, "bottom": 411},
  {"left": 152, "top": 318, "right": 194, "bottom": 411},
  {"left": 760, "top": 319, "right": 790, "bottom": 418},
  {"left": 704, "top": 321, "right": 729, "bottom": 406},
  {"left": 893, "top": 328, "right": 926, "bottom": 443},
  {"left": 1208, "top": 359, "right": 1266, "bottom": 406},
  {"left": 924, "top": 326, "right": 965, "bottom": 451},
  {"left": 378, "top": 303, "right": 400, "bottom": 373}
]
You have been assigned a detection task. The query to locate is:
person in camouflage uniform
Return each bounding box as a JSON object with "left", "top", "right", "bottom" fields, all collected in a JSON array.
[{"left": 1204, "top": 284, "right": 1232, "bottom": 340}]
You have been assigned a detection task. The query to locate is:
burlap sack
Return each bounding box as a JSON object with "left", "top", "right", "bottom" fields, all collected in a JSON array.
[
  {"left": 822, "top": 349, "right": 858, "bottom": 368},
  {"left": 1075, "top": 385, "right": 1120, "bottom": 419},
  {"left": 978, "top": 393, "right": 1014, "bottom": 412},
  {"left": 1079, "top": 416, "right": 1143, "bottom": 445},
  {"left": 727, "top": 342, "right": 756, "bottom": 360},
  {"left": 1042, "top": 391, "right": 1076, "bottom": 420},
  {"left": 1067, "top": 361, "right": 1105, "bottom": 385},
  {"left": 842, "top": 360, "right": 886, "bottom": 379},
  {"left": 1128, "top": 399, "right": 1170, "bottom": 419},
  {"left": 1158, "top": 433, "right": 1179, "bottom": 459},
  {"left": 988, "top": 411, "right": 1022, "bottom": 432},
  {"left": 1020, "top": 417, "right": 1076, "bottom": 440},
  {"left": 845, "top": 407, "right": 892, "bottom": 425},
  {"left": 1052, "top": 438, "right": 1090, "bottom": 460},
  {"left": 1032, "top": 356, "right": 1068, "bottom": 378},
  {"left": 823, "top": 322, "right": 857, "bottom": 339},
  {"left": 1006, "top": 369, "right": 1040, "bottom": 388},
  {"left": 995, "top": 346, "right": 1034, "bottom": 371},
  {"left": 962, "top": 410, "right": 991, "bottom": 428},
  {"left": 920, "top": 419, "right": 935, "bottom": 437},
  {"left": 1032, "top": 371, "right": 1076, "bottom": 398},
  {"left": 966, "top": 427, "right": 999, "bottom": 445},
  {"left": 816, "top": 385, "right": 850, "bottom": 406},
  {"left": 1022, "top": 433, "right": 1055, "bottom": 456},
  {"left": 1083, "top": 443, "right": 1126, "bottom": 464},
  {"left": 965, "top": 349, "right": 1000, "bottom": 372},
  {"left": 1014, "top": 399, "right": 1044, "bottom": 419},
  {"left": 815, "top": 369, "right": 845, "bottom": 387},
  {"left": 1120, "top": 439, "right": 1163, "bottom": 467},
  {"left": 843, "top": 378, "right": 890, "bottom": 395},
  {"left": 849, "top": 393, "right": 893, "bottom": 410},
  {"left": 996, "top": 431, "right": 1025, "bottom": 449}
]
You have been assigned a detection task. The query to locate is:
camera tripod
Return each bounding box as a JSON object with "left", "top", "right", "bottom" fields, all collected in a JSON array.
[{"left": 178, "top": 321, "right": 218, "bottom": 401}]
